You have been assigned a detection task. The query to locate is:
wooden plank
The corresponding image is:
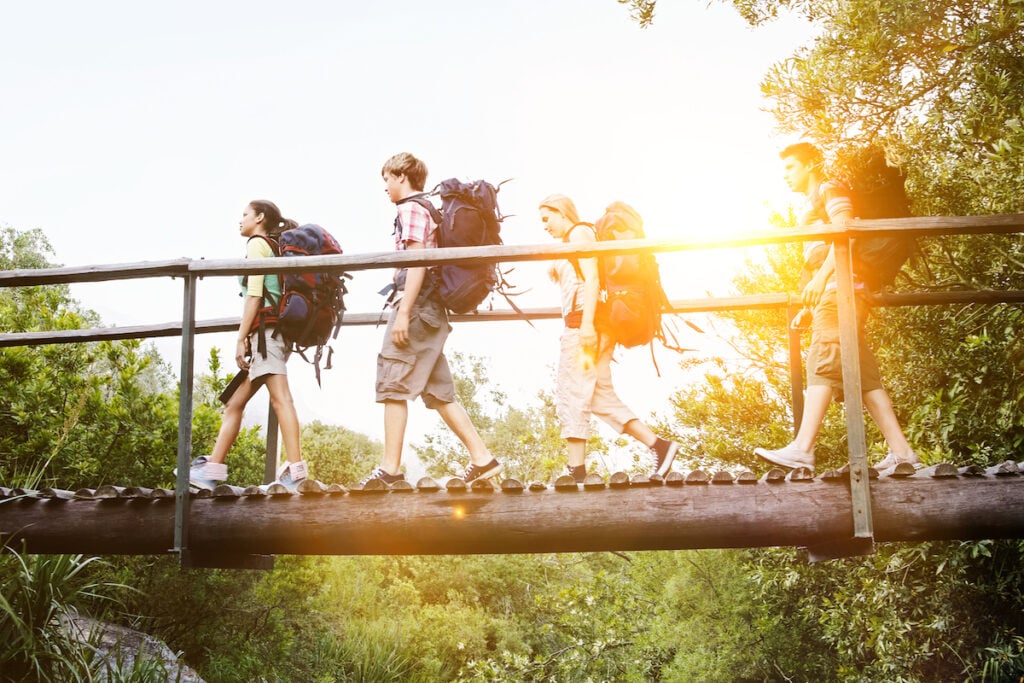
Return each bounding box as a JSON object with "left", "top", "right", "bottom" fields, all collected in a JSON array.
[
  {"left": 2, "top": 214, "right": 1019, "bottom": 290},
  {"left": 0, "top": 259, "right": 190, "bottom": 287},
  {"left": 833, "top": 238, "right": 873, "bottom": 541},
  {"left": 2, "top": 477, "right": 1022, "bottom": 556},
  {"left": 10, "top": 288, "right": 1024, "bottom": 350}
]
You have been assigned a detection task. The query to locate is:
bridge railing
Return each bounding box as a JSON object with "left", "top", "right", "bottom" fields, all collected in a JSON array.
[{"left": 1, "top": 213, "right": 1023, "bottom": 564}]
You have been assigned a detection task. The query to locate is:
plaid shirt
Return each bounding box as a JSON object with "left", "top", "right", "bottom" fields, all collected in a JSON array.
[{"left": 394, "top": 199, "right": 437, "bottom": 250}]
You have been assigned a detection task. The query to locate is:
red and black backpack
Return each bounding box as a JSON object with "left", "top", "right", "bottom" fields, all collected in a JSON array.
[{"left": 248, "top": 224, "right": 349, "bottom": 384}]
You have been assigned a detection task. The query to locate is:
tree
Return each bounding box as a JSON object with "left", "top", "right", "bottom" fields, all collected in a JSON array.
[{"left": 615, "top": 3, "right": 1024, "bottom": 678}]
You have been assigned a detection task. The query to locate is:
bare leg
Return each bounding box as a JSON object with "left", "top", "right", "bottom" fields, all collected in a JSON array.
[
  {"left": 567, "top": 438, "right": 586, "bottom": 468},
  {"left": 863, "top": 388, "right": 916, "bottom": 459},
  {"left": 435, "top": 401, "right": 492, "bottom": 466},
  {"left": 794, "top": 385, "right": 833, "bottom": 454},
  {"left": 264, "top": 374, "right": 302, "bottom": 463},
  {"left": 382, "top": 399, "right": 408, "bottom": 475},
  {"left": 208, "top": 377, "right": 258, "bottom": 464},
  {"left": 623, "top": 418, "right": 657, "bottom": 448}
]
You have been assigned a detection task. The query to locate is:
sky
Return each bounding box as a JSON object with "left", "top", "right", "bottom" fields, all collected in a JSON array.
[{"left": 0, "top": 1, "right": 815, "bottom": 463}]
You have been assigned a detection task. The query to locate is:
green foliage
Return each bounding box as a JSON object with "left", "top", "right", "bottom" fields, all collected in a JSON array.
[
  {"left": 0, "top": 545, "right": 168, "bottom": 682},
  {"left": 617, "top": 0, "right": 656, "bottom": 28},
  {"left": 301, "top": 420, "right": 381, "bottom": 486},
  {"left": 747, "top": 541, "right": 1024, "bottom": 681},
  {"left": 0, "top": 549, "right": 97, "bottom": 681}
]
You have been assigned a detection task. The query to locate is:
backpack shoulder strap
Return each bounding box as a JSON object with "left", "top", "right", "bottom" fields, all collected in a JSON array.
[
  {"left": 395, "top": 194, "right": 443, "bottom": 236},
  {"left": 244, "top": 235, "right": 280, "bottom": 299},
  {"left": 248, "top": 234, "right": 280, "bottom": 256},
  {"left": 563, "top": 222, "right": 596, "bottom": 282}
]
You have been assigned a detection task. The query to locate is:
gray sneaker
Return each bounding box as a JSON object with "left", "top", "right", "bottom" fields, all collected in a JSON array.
[{"left": 754, "top": 442, "right": 815, "bottom": 471}]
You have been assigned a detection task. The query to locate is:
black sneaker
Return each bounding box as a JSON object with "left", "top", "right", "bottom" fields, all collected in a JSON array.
[
  {"left": 463, "top": 458, "right": 503, "bottom": 484},
  {"left": 360, "top": 467, "right": 405, "bottom": 486},
  {"left": 651, "top": 438, "right": 679, "bottom": 477},
  {"left": 567, "top": 464, "right": 587, "bottom": 483}
]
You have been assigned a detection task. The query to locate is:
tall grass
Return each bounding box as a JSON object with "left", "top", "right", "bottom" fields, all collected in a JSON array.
[{"left": 0, "top": 541, "right": 173, "bottom": 682}]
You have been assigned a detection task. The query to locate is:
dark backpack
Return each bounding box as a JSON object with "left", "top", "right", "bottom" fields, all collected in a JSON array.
[
  {"left": 589, "top": 202, "right": 671, "bottom": 349},
  {"left": 842, "top": 149, "right": 916, "bottom": 291},
  {"left": 398, "top": 178, "right": 507, "bottom": 314},
  {"left": 251, "top": 224, "right": 349, "bottom": 384}
]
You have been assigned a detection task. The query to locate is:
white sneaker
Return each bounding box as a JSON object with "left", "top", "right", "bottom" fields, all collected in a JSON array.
[
  {"left": 174, "top": 455, "right": 227, "bottom": 491},
  {"left": 873, "top": 452, "right": 922, "bottom": 470},
  {"left": 266, "top": 460, "right": 309, "bottom": 492},
  {"left": 754, "top": 442, "right": 815, "bottom": 471}
]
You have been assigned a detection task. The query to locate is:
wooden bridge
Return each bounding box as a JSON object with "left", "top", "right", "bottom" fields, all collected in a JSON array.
[{"left": 2, "top": 214, "right": 1023, "bottom": 567}]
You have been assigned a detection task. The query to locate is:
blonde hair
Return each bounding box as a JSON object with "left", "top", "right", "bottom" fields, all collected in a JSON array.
[{"left": 538, "top": 194, "right": 580, "bottom": 225}]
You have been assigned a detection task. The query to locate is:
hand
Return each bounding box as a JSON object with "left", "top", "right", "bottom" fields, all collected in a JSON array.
[
  {"left": 235, "top": 338, "right": 251, "bottom": 370},
  {"left": 580, "top": 325, "right": 598, "bottom": 370},
  {"left": 801, "top": 274, "right": 827, "bottom": 308},
  {"left": 391, "top": 309, "right": 411, "bottom": 348}
]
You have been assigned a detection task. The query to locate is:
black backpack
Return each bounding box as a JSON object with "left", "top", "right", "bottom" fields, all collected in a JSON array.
[
  {"left": 251, "top": 224, "right": 349, "bottom": 384},
  {"left": 398, "top": 178, "right": 509, "bottom": 314},
  {"left": 841, "top": 148, "right": 917, "bottom": 291}
]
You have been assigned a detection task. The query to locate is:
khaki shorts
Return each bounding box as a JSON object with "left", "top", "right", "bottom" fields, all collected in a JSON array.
[
  {"left": 806, "top": 289, "right": 883, "bottom": 399},
  {"left": 375, "top": 295, "right": 455, "bottom": 408},
  {"left": 249, "top": 328, "right": 290, "bottom": 382}
]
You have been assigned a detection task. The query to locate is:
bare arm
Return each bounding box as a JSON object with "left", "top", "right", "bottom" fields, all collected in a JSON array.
[
  {"left": 391, "top": 242, "right": 426, "bottom": 348},
  {"left": 236, "top": 294, "right": 263, "bottom": 370},
  {"left": 802, "top": 185, "right": 853, "bottom": 307}
]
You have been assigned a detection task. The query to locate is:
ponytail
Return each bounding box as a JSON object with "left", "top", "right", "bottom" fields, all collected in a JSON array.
[{"left": 249, "top": 199, "right": 296, "bottom": 237}]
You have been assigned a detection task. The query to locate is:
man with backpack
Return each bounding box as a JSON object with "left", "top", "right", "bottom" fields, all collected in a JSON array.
[
  {"left": 360, "top": 152, "right": 503, "bottom": 486},
  {"left": 755, "top": 142, "right": 919, "bottom": 472},
  {"left": 539, "top": 194, "right": 679, "bottom": 483}
]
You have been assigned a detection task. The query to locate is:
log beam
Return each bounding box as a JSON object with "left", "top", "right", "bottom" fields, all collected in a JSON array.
[{"left": 2, "top": 470, "right": 1021, "bottom": 557}]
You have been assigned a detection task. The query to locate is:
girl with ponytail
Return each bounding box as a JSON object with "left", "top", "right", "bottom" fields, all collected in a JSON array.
[{"left": 181, "top": 200, "right": 310, "bottom": 491}]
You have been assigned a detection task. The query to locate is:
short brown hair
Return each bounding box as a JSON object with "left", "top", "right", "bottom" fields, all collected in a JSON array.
[
  {"left": 780, "top": 142, "right": 823, "bottom": 168},
  {"left": 381, "top": 152, "right": 428, "bottom": 191}
]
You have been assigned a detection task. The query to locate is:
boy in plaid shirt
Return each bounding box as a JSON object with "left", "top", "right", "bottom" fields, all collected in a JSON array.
[{"left": 360, "top": 152, "right": 503, "bottom": 486}]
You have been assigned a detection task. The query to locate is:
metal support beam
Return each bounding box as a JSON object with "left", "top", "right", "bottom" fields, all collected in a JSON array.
[
  {"left": 264, "top": 407, "right": 279, "bottom": 485},
  {"left": 786, "top": 305, "right": 805, "bottom": 435},
  {"left": 833, "top": 237, "right": 874, "bottom": 545},
  {"left": 173, "top": 275, "right": 197, "bottom": 563}
]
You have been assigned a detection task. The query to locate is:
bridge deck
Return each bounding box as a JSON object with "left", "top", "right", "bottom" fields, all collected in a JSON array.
[{"left": 2, "top": 462, "right": 1020, "bottom": 562}]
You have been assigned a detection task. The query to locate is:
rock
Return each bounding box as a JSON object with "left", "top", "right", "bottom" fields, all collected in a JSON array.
[{"left": 62, "top": 612, "right": 204, "bottom": 682}]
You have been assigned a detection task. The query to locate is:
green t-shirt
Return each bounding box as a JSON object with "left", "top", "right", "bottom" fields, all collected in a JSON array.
[{"left": 239, "top": 236, "right": 281, "bottom": 304}]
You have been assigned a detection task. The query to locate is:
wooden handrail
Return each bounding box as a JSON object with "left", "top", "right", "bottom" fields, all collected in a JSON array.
[
  {"left": 2, "top": 214, "right": 1022, "bottom": 286},
  {"left": 5, "top": 290, "right": 1024, "bottom": 349}
]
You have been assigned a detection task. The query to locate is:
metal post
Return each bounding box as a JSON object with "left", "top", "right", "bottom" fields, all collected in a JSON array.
[
  {"left": 264, "top": 406, "right": 279, "bottom": 485},
  {"left": 833, "top": 236, "right": 874, "bottom": 543},
  {"left": 786, "top": 304, "right": 805, "bottom": 436},
  {"left": 173, "top": 274, "right": 197, "bottom": 562}
]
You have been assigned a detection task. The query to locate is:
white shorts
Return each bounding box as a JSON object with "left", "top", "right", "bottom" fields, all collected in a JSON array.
[{"left": 555, "top": 329, "right": 637, "bottom": 440}]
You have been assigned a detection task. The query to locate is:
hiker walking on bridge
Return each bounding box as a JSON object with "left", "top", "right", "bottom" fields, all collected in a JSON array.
[
  {"left": 755, "top": 143, "right": 919, "bottom": 472},
  {"left": 181, "top": 200, "right": 309, "bottom": 491},
  {"left": 539, "top": 194, "right": 678, "bottom": 483},
  {"left": 361, "top": 152, "right": 503, "bottom": 486}
]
